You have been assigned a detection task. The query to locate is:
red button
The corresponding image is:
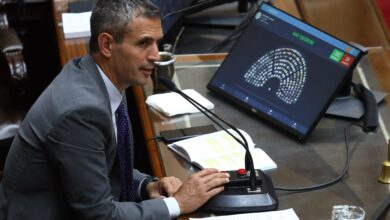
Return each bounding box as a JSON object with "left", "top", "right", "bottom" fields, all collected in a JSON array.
[
  {"left": 237, "top": 169, "right": 247, "bottom": 175},
  {"left": 340, "top": 54, "right": 354, "bottom": 67}
]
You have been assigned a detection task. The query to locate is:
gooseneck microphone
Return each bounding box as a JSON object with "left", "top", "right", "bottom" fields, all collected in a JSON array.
[
  {"left": 158, "top": 76, "right": 278, "bottom": 213},
  {"left": 158, "top": 76, "right": 257, "bottom": 190}
]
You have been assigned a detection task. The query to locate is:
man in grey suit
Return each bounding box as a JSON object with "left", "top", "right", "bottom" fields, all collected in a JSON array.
[{"left": 0, "top": 0, "right": 230, "bottom": 219}]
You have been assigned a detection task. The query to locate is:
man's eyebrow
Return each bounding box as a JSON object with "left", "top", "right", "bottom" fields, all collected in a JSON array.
[
  {"left": 136, "top": 36, "right": 152, "bottom": 42},
  {"left": 137, "top": 35, "right": 159, "bottom": 43}
]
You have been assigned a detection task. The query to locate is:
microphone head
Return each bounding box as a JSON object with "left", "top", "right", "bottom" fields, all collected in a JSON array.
[{"left": 158, "top": 76, "right": 178, "bottom": 92}]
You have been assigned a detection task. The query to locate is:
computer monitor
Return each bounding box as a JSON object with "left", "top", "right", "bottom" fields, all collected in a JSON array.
[{"left": 207, "top": 2, "right": 365, "bottom": 140}]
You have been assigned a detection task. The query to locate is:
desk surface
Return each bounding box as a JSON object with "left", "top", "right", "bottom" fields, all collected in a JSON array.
[{"left": 150, "top": 51, "right": 390, "bottom": 219}]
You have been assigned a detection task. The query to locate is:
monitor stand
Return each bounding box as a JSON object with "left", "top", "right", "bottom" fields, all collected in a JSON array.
[{"left": 325, "top": 90, "right": 388, "bottom": 119}]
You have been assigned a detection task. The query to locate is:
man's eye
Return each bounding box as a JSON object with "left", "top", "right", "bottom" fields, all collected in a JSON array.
[{"left": 138, "top": 39, "right": 151, "bottom": 47}]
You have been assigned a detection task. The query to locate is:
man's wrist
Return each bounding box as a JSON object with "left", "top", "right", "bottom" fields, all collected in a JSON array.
[{"left": 140, "top": 176, "right": 159, "bottom": 200}]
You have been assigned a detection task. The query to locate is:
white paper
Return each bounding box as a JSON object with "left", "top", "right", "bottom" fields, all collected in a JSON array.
[
  {"left": 62, "top": 12, "right": 91, "bottom": 39},
  {"left": 190, "top": 208, "right": 300, "bottom": 220},
  {"left": 168, "top": 129, "right": 277, "bottom": 171},
  {"left": 145, "top": 89, "right": 214, "bottom": 117}
]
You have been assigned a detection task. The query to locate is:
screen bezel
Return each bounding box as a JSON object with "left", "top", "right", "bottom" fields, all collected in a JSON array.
[{"left": 207, "top": 2, "right": 365, "bottom": 140}]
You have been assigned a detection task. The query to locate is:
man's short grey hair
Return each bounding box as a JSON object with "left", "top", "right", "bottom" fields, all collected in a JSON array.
[{"left": 89, "top": 0, "right": 160, "bottom": 53}]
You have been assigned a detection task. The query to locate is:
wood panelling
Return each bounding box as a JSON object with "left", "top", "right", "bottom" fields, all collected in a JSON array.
[
  {"left": 296, "top": 0, "right": 390, "bottom": 47},
  {"left": 368, "top": 47, "right": 390, "bottom": 104},
  {"left": 271, "top": 0, "right": 302, "bottom": 19},
  {"left": 371, "top": 0, "right": 390, "bottom": 45}
]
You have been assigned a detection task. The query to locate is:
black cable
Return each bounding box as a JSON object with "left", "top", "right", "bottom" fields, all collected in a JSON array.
[
  {"left": 167, "top": 0, "right": 257, "bottom": 53},
  {"left": 206, "top": 0, "right": 259, "bottom": 53},
  {"left": 162, "top": 0, "right": 237, "bottom": 25},
  {"left": 172, "top": 26, "right": 185, "bottom": 54},
  {"left": 274, "top": 123, "right": 367, "bottom": 192},
  {"left": 206, "top": 23, "right": 246, "bottom": 52}
]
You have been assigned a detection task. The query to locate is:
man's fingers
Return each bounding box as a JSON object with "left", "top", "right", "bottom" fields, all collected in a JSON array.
[
  {"left": 204, "top": 174, "right": 230, "bottom": 191},
  {"left": 194, "top": 168, "right": 220, "bottom": 177},
  {"left": 193, "top": 169, "right": 230, "bottom": 187},
  {"left": 174, "top": 170, "right": 230, "bottom": 214},
  {"left": 159, "top": 177, "right": 182, "bottom": 196},
  {"left": 206, "top": 185, "right": 225, "bottom": 197}
]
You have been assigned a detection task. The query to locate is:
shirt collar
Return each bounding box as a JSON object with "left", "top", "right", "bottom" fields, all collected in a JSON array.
[{"left": 96, "top": 65, "right": 123, "bottom": 113}]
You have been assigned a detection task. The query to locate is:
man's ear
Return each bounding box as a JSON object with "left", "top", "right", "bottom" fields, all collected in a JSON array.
[{"left": 97, "top": 33, "right": 114, "bottom": 58}]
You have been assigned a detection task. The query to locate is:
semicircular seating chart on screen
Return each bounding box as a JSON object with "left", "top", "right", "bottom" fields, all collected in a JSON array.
[{"left": 244, "top": 48, "right": 307, "bottom": 105}]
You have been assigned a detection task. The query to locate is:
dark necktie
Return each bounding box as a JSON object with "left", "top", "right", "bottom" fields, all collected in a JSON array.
[{"left": 116, "top": 102, "right": 135, "bottom": 201}]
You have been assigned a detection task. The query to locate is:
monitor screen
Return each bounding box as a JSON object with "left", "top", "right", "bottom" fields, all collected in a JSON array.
[{"left": 207, "top": 2, "right": 365, "bottom": 140}]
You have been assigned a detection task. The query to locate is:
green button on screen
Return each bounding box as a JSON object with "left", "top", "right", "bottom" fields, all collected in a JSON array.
[{"left": 330, "top": 49, "right": 344, "bottom": 62}]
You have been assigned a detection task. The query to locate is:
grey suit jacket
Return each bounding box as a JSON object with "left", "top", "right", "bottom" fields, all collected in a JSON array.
[{"left": 0, "top": 54, "right": 170, "bottom": 220}]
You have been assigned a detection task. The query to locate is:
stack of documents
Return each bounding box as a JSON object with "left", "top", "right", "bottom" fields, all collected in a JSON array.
[{"left": 145, "top": 89, "right": 214, "bottom": 117}]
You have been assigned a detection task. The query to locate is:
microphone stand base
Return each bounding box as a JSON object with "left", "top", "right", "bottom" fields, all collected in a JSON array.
[{"left": 201, "top": 170, "right": 278, "bottom": 214}]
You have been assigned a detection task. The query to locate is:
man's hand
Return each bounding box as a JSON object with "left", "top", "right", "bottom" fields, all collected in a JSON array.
[
  {"left": 146, "top": 176, "right": 182, "bottom": 199},
  {"left": 174, "top": 168, "right": 230, "bottom": 214}
]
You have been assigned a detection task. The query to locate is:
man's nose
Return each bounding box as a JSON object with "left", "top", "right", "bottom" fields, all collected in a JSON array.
[{"left": 148, "top": 44, "right": 160, "bottom": 62}]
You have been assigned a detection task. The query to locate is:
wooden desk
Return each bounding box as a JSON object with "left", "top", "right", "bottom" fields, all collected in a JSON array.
[{"left": 146, "top": 51, "right": 390, "bottom": 219}]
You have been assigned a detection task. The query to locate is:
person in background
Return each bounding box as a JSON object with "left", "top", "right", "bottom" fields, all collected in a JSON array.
[{"left": 0, "top": 0, "right": 229, "bottom": 219}]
